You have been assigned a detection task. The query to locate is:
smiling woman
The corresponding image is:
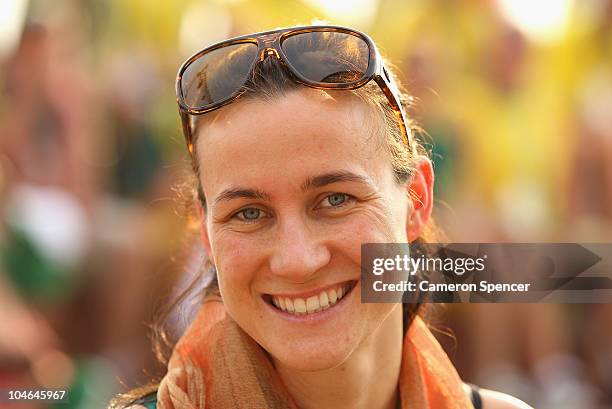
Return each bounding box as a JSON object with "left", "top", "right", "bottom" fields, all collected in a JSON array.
[{"left": 109, "top": 25, "right": 532, "bottom": 409}]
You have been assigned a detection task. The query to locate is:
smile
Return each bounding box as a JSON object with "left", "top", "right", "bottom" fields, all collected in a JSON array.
[{"left": 265, "top": 281, "right": 357, "bottom": 316}]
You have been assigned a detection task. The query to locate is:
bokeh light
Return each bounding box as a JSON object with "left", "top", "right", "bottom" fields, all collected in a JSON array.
[
  {"left": 496, "top": 0, "right": 574, "bottom": 43},
  {"left": 0, "top": 0, "right": 29, "bottom": 58}
]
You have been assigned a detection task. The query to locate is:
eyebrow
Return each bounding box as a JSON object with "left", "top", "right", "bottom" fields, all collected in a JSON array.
[
  {"left": 214, "top": 188, "right": 271, "bottom": 205},
  {"left": 213, "top": 171, "right": 371, "bottom": 206},
  {"left": 300, "top": 171, "right": 372, "bottom": 191}
]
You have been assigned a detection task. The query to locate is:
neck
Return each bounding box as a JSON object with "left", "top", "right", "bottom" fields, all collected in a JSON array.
[{"left": 274, "top": 305, "right": 404, "bottom": 409}]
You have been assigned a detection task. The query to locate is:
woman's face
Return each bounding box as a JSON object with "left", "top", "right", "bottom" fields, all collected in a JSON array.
[{"left": 196, "top": 89, "right": 414, "bottom": 371}]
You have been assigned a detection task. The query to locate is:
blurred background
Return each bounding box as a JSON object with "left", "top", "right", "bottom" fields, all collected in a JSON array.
[{"left": 1, "top": 0, "right": 611, "bottom": 407}]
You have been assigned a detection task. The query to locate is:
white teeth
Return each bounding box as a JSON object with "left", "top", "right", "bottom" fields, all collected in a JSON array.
[
  {"left": 285, "top": 298, "right": 294, "bottom": 313},
  {"left": 293, "top": 298, "right": 307, "bottom": 314},
  {"left": 306, "top": 296, "right": 320, "bottom": 313},
  {"left": 270, "top": 283, "right": 352, "bottom": 316},
  {"left": 328, "top": 289, "right": 338, "bottom": 304},
  {"left": 319, "top": 291, "right": 329, "bottom": 309}
]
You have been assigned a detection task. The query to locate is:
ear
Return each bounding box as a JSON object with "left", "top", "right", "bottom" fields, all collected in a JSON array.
[
  {"left": 406, "top": 155, "right": 434, "bottom": 242},
  {"left": 196, "top": 202, "right": 214, "bottom": 263}
]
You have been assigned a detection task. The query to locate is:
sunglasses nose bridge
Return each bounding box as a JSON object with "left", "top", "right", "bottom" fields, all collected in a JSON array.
[
  {"left": 257, "top": 33, "right": 282, "bottom": 62},
  {"left": 259, "top": 47, "right": 281, "bottom": 62}
]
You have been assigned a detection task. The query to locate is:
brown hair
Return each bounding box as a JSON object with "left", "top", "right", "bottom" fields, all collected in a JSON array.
[{"left": 109, "top": 31, "right": 443, "bottom": 409}]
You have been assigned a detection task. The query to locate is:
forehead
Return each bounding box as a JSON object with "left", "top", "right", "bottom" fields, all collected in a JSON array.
[{"left": 195, "top": 89, "right": 391, "bottom": 191}]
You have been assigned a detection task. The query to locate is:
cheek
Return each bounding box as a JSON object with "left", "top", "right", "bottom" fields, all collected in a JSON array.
[
  {"left": 210, "top": 232, "right": 265, "bottom": 305},
  {"left": 352, "top": 288, "right": 401, "bottom": 340},
  {"left": 336, "top": 208, "right": 403, "bottom": 255}
]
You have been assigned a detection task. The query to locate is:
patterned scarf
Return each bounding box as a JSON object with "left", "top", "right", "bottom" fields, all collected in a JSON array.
[{"left": 157, "top": 297, "right": 473, "bottom": 409}]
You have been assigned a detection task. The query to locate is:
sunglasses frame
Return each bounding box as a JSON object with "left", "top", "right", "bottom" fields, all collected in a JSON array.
[{"left": 176, "top": 25, "right": 414, "bottom": 155}]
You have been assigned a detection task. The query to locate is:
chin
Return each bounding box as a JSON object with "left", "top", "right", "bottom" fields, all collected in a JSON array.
[{"left": 265, "top": 332, "right": 359, "bottom": 372}]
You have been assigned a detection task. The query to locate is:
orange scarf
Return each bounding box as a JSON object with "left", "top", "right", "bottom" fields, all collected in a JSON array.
[{"left": 157, "top": 297, "right": 472, "bottom": 409}]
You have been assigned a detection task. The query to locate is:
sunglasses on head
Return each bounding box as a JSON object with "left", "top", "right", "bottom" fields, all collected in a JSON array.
[{"left": 176, "top": 25, "right": 413, "bottom": 154}]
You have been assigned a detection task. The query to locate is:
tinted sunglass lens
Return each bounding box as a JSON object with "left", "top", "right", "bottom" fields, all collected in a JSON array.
[
  {"left": 181, "top": 43, "right": 258, "bottom": 110},
  {"left": 281, "top": 31, "right": 369, "bottom": 84}
]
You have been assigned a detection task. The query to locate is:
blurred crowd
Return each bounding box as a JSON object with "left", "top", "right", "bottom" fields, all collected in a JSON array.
[{"left": 0, "top": 0, "right": 611, "bottom": 408}]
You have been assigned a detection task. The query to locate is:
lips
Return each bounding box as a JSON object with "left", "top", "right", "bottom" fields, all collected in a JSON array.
[{"left": 266, "top": 281, "right": 356, "bottom": 316}]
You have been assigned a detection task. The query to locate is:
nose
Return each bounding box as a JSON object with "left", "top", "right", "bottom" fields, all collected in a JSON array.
[{"left": 268, "top": 216, "right": 331, "bottom": 283}]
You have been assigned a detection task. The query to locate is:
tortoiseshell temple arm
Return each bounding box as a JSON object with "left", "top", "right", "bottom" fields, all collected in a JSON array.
[
  {"left": 180, "top": 110, "right": 194, "bottom": 155},
  {"left": 373, "top": 64, "right": 416, "bottom": 155}
]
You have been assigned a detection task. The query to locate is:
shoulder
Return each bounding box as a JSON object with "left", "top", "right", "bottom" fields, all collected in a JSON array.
[
  {"left": 463, "top": 384, "right": 533, "bottom": 409},
  {"left": 480, "top": 389, "right": 533, "bottom": 409},
  {"left": 479, "top": 388, "right": 533, "bottom": 409}
]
